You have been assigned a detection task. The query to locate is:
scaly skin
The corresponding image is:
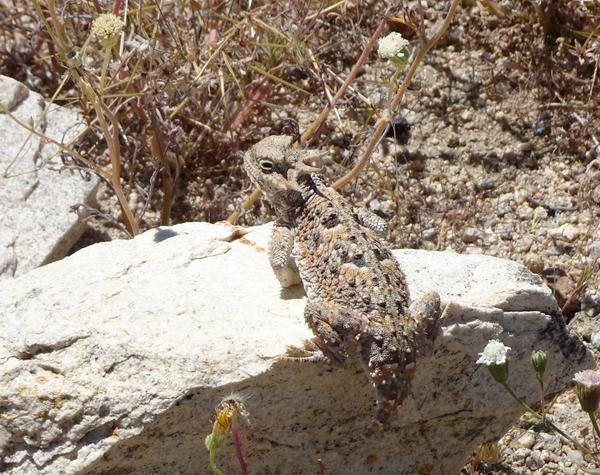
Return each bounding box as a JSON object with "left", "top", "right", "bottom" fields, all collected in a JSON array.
[{"left": 244, "top": 135, "right": 442, "bottom": 428}]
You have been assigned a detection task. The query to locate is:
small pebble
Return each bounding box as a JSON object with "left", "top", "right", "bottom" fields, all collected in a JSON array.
[
  {"left": 591, "top": 186, "right": 600, "bottom": 204},
  {"left": 462, "top": 227, "right": 481, "bottom": 244},
  {"left": 496, "top": 223, "right": 513, "bottom": 241},
  {"left": 478, "top": 178, "right": 494, "bottom": 190},
  {"left": 128, "top": 191, "right": 140, "bottom": 210},
  {"left": 526, "top": 450, "right": 544, "bottom": 470},
  {"left": 519, "top": 141, "right": 533, "bottom": 153},
  {"left": 533, "top": 206, "right": 548, "bottom": 220},
  {"left": 524, "top": 254, "right": 544, "bottom": 274},
  {"left": 566, "top": 450, "right": 584, "bottom": 463},
  {"left": 588, "top": 242, "right": 600, "bottom": 259},
  {"left": 422, "top": 228, "right": 438, "bottom": 242},
  {"left": 551, "top": 224, "right": 581, "bottom": 242},
  {"left": 511, "top": 447, "right": 531, "bottom": 461},
  {"left": 591, "top": 330, "right": 600, "bottom": 349},
  {"left": 538, "top": 433, "right": 560, "bottom": 452},
  {"left": 517, "top": 431, "right": 535, "bottom": 449},
  {"left": 516, "top": 205, "right": 533, "bottom": 220},
  {"left": 517, "top": 238, "right": 532, "bottom": 253},
  {"left": 447, "top": 134, "right": 459, "bottom": 148}
]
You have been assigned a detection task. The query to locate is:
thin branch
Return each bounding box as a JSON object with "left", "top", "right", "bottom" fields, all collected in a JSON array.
[
  {"left": 227, "top": 189, "right": 261, "bottom": 225},
  {"left": 0, "top": 103, "right": 105, "bottom": 178},
  {"left": 333, "top": 0, "right": 461, "bottom": 189},
  {"left": 226, "top": 10, "right": 390, "bottom": 224},
  {"left": 300, "top": 11, "right": 390, "bottom": 144}
]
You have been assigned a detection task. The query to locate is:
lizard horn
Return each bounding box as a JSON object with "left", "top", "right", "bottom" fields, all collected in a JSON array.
[{"left": 295, "top": 150, "right": 322, "bottom": 176}]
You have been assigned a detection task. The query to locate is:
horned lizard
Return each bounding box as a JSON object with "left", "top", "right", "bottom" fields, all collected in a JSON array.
[{"left": 244, "top": 135, "right": 442, "bottom": 427}]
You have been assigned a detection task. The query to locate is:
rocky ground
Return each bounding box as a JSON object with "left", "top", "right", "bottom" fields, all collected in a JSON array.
[{"left": 2, "top": 0, "right": 599, "bottom": 473}]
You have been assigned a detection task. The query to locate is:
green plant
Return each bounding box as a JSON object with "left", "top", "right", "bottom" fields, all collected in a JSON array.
[{"left": 478, "top": 340, "right": 600, "bottom": 465}]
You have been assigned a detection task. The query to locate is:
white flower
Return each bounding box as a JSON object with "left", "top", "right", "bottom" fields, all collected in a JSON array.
[
  {"left": 574, "top": 369, "right": 600, "bottom": 413},
  {"left": 92, "top": 13, "right": 125, "bottom": 47},
  {"left": 573, "top": 369, "right": 600, "bottom": 389},
  {"left": 377, "top": 32, "right": 410, "bottom": 61},
  {"left": 476, "top": 339, "right": 511, "bottom": 366}
]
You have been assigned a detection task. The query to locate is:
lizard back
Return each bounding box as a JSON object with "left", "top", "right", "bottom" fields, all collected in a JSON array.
[{"left": 294, "top": 177, "right": 411, "bottom": 340}]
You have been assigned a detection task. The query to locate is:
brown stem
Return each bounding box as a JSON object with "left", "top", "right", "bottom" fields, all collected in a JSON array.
[
  {"left": 33, "top": 0, "right": 138, "bottom": 236},
  {"left": 299, "top": 11, "right": 390, "bottom": 144},
  {"left": 46, "top": 0, "right": 68, "bottom": 52},
  {"left": 226, "top": 10, "right": 389, "bottom": 224},
  {"left": 226, "top": 189, "right": 261, "bottom": 225},
  {"left": 333, "top": 0, "right": 461, "bottom": 190},
  {"left": 227, "top": 77, "right": 269, "bottom": 132},
  {"left": 90, "top": 86, "right": 140, "bottom": 235},
  {"left": 149, "top": 110, "right": 175, "bottom": 226}
]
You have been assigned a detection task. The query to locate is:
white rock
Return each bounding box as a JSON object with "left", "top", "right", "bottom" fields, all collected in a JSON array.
[
  {"left": 0, "top": 222, "right": 593, "bottom": 475},
  {"left": 462, "top": 227, "right": 481, "bottom": 244},
  {"left": 591, "top": 330, "right": 600, "bottom": 349},
  {"left": 516, "top": 205, "right": 533, "bottom": 220},
  {"left": 0, "top": 75, "right": 98, "bottom": 279},
  {"left": 533, "top": 206, "right": 548, "bottom": 220},
  {"left": 550, "top": 224, "right": 581, "bottom": 242},
  {"left": 517, "top": 432, "right": 535, "bottom": 449}
]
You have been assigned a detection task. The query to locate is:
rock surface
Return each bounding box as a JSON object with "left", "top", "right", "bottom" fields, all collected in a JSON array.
[
  {"left": 0, "top": 75, "right": 98, "bottom": 280},
  {"left": 0, "top": 222, "right": 593, "bottom": 475}
]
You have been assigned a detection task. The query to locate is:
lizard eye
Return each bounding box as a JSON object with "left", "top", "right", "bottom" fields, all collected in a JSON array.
[{"left": 259, "top": 160, "right": 274, "bottom": 173}]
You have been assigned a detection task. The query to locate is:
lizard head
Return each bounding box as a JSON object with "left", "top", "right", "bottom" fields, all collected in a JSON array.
[{"left": 243, "top": 135, "right": 322, "bottom": 203}]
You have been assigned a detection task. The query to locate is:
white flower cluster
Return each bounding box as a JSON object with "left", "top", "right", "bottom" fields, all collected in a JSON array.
[
  {"left": 377, "top": 32, "right": 410, "bottom": 61},
  {"left": 476, "top": 339, "right": 511, "bottom": 366},
  {"left": 92, "top": 13, "right": 125, "bottom": 46}
]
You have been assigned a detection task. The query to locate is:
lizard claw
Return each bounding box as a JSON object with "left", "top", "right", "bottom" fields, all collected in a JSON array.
[{"left": 283, "top": 339, "right": 328, "bottom": 363}]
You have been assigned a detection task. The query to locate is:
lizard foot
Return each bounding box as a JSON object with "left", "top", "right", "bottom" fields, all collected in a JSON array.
[{"left": 283, "top": 339, "right": 328, "bottom": 363}]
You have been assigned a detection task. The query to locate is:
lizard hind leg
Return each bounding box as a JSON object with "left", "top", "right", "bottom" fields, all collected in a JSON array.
[
  {"left": 303, "top": 300, "right": 356, "bottom": 367},
  {"left": 406, "top": 291, "right": 442, "bottom": 359}
]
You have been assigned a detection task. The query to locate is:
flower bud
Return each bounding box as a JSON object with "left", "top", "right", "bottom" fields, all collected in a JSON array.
[{"left": 531, "top": 350, "right": 547, "bottom": 380}]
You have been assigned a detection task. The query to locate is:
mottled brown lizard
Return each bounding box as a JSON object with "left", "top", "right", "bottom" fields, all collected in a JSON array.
[{"left": 244, "top": 135, "right": 442, "bottom": 428}]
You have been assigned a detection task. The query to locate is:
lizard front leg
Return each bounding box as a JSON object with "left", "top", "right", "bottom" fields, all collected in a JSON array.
[
  {"left": 353, "top": 207, "right": 389, "bottom": 239},
  {"left": 269, "top": 221, "right": 301, "bottom": 288}
]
